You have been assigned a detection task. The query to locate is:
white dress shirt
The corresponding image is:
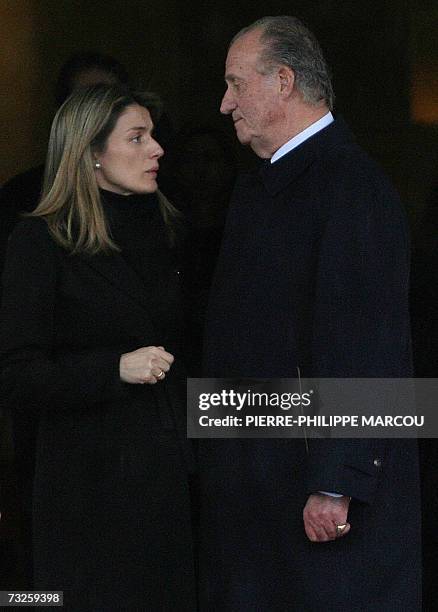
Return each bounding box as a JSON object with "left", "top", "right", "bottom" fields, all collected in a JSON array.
[{"left": 271, "top": 112, "right": 334, "bottom": 164}]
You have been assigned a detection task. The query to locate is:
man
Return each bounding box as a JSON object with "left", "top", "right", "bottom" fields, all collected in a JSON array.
[{"left": 200, "top": 16, "right": 421, "bottom": 611}]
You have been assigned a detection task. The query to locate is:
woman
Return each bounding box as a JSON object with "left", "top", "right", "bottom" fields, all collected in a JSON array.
[{"left": 0, "top": 85, "right": 196, "bottom": 610}]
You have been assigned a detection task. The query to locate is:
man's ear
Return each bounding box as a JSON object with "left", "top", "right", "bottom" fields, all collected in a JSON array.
[{"left": 278, "top": 66, "right": 295, "bottom": 96}]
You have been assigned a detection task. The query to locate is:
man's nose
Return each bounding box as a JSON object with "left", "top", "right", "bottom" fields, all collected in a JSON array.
[{"left": 220, "top": 88, "right": 235, "bottom": 115}]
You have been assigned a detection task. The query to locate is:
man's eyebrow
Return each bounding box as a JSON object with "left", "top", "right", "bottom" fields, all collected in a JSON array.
[{"left": 225, "top": 73, "right": 241, "bottom": 82}]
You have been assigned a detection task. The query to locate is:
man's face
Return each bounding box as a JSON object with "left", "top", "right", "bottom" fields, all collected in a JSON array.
[{"left": 220, "top": 29, "right": 281, "bottom": 157}]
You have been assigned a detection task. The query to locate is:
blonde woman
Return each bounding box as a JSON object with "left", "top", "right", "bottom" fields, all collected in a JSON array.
[{"left": 0, "top": 85, "right": 196, "bottom": 611}]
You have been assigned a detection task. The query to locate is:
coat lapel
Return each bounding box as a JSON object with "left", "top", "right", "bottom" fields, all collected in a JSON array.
[
  {"left": 82, "top": 250, "right": 158, "bottom": 329},
  {"left": 259, "top": 115, "right": 355, "bottom": 197}
]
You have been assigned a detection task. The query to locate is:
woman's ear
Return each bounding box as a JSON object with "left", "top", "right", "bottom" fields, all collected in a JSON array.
[{"left": 92, "top": 151, "right": 102, "bottom": 169}]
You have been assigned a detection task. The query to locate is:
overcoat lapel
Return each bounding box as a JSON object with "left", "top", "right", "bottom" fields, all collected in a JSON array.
[
  {"left": 82, "top": 249, "right": 192, "bottom": 442},
  {"left": 259, "top": 115, "right": 355, "bottom": 196},
  {"left": 259, "top": 145, "right": 318, "bottom": 195},
  {"left": 81, "top": 250, "right": 159, "bottom": 338}
]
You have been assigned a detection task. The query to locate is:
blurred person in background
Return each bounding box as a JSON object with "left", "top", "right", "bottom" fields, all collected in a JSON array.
[{"left": 167, "top": 125, "right": 237, "bottom": 374}]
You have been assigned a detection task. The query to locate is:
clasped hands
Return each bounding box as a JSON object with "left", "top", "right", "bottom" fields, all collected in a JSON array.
[
  {"left": 303, "top": 493, "right": 351, "bottom": 542},
  {"left": 120, "top": 346, "right": 174, "bottom": 384}
]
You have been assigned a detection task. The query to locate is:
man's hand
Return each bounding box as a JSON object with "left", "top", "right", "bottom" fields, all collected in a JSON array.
[{"left": 303, "top": 493, "right": 351, "bottom": 542}]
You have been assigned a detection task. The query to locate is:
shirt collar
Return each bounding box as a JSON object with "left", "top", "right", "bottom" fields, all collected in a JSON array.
[{"left": 270, "top": 111, "right": 334, "bottom": 164}]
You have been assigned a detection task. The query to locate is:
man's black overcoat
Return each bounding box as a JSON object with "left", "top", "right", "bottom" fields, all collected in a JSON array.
[
  {"left": 0, "top": 216, "right": 196, "bottom": 611},
  {"left": 200, "top": 118, "right": 421, "bottom": 611}
]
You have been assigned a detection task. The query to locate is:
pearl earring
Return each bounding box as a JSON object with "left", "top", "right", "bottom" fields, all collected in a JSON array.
[{"left": 94, "top": 161, "right": 101, "bottom": 169}]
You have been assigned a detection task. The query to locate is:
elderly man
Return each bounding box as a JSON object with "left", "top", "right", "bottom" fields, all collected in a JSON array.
[{"left": 200, "top": 16, "right": 421, "bottom": 612}]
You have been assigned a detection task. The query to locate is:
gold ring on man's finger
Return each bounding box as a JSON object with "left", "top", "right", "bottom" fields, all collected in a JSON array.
[{"left": 335, "top": 524, "right": 347, "bottom": 537}]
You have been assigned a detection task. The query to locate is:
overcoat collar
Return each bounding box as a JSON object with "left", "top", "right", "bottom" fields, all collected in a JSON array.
[{"left": 258, "top": 115, "right": 355, "bottom": 197}]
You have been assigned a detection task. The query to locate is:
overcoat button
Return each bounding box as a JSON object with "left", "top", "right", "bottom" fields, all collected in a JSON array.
[{"left": 373, "top": 458, "right": 382, "bottom": 467}]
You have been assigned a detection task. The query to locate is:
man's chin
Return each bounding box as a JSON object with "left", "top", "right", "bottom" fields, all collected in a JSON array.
[
  {"left": 236, "top": 133, "right": 257, "bottom": 153},
  {"left": 235, "top": 129, "right": 251, "bottom": 146}
]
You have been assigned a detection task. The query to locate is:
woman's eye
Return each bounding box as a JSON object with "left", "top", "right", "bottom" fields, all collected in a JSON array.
[{"left": 132, "top": 135, "right": 142, "bottom": 143}]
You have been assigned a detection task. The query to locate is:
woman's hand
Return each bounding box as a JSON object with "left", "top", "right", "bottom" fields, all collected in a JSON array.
[{"left": 119, "top": 346, "right": 174, "bottom": 384}]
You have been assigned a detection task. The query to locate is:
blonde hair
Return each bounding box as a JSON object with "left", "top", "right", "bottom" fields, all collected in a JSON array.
[{"left": 32, "top": 84, "right": 179, "bottom": 254}]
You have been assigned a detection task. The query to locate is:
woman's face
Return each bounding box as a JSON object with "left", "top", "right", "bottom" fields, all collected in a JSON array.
[{"left": 95, "top": 104, "right": 163, "bottom": 195}]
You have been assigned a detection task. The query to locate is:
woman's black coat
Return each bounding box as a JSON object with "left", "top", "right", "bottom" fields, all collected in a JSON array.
[{"left": 0, "top": 214, "right": 196, "bottom": 611}]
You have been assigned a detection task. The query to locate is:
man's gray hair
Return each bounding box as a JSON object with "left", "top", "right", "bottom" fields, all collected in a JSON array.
[{"left": 232, "top": 16, "right": 334, "bottom": 110}]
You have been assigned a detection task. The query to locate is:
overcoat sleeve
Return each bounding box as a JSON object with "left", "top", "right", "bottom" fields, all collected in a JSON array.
[
  {"left": 306, "top": 169, "right": 412, "bottom": 503},
  {"left": 0, "top": 218, "right": 126, "bottom": 411}
]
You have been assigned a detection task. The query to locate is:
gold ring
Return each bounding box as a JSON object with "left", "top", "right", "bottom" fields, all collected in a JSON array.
[
  {"left": 336, "top": 524, "right": 347, "bottom": 537},
  {"left": 157, "top": 370, "right": 165, "bottom": 380}
]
